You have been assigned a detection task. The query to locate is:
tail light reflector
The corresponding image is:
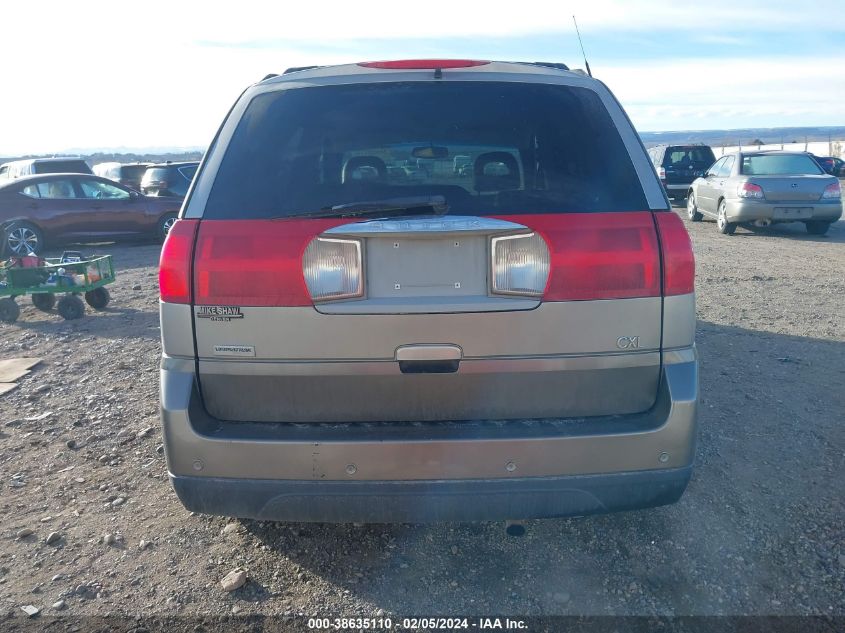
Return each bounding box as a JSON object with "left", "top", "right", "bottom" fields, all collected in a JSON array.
[
  {"left": 193, "top": 220, "right": 347, "bottom": 306},
  {"left": 654, "top": 212, "right": 695, "bottom": 296},
  {"left": 159, "top": 219, "right": 198, "bottom": 304},
  {"left": 491, "top": 232, "right": 550, "bottom": 297},
  {"left": 822, "top": 181, "right": 840, "bottom": 199},
  {"left": 303, "top": 237, "right": 363, "bottom": 301}
]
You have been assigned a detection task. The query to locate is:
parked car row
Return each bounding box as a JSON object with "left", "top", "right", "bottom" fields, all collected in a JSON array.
[
  {"left": 1, "top": 157, "right": 200, "bottom": 199},
  {"left": 685, "top": 151, "right": 841, "bottom": 235},
  {"left": 0, "top": 173, "right": 181, "bottom": 254},
  {"left": 0, "top": 156, "right": 92, "bottom": 180},
  {"left": 0, "top": 157, "right": 200, "bottom": 252},
  {"left": 647, "top": 144, "right": 842, "bottom": 235}
]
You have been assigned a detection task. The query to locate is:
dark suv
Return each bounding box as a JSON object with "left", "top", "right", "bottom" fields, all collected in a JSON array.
[
  {"left": 159, "top": 59, "right": 697, "bottom": 523},
  {"left": 93, "top": 162, "right": 152, "bottom": 190},
  {"left": 647, "top": 144, "right": 716, "bottom": 203},
  {"left": 140, "top": 161, "right": 199, "bottom": 198}
]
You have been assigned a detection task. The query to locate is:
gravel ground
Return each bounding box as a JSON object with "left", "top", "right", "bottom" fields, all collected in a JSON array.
[{"left": 0, "top": 214, "right": 843, "bottom": 624}]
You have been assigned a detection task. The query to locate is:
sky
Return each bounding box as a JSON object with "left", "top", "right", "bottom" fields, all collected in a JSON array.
[{"left": 1, "top": 0, "right": 843, "bottom": 155}]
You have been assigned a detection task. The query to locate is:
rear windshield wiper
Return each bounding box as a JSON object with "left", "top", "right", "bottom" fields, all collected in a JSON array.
[{"left": 281, "top": 195, "right": 449, "bottom": 219}]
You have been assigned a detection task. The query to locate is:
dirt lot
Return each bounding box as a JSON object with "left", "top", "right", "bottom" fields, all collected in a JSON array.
[{"left": 0, "top": 214, "right": 843, "bottom": 623}]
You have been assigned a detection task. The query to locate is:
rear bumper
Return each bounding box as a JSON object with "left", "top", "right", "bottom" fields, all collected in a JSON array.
[
  {"left": 664, "top": 184, "right": 691, "bottom": 198},
  {"left": 725, "top": 199, "right": 843, "bottom": 223},
  {"left": 160, "top": 349, "right": 697, "bottom": 522},
  {"left": 170, "top": 466, "right": 692, "bottom": 522}
]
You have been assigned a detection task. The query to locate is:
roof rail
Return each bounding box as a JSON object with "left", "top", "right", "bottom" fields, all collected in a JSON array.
[
  {"left": 260, "top": 73, "right": 278, "bottom": 81},
  {"left": 283, "top": 66, "right": 321, "bottom": 75}
]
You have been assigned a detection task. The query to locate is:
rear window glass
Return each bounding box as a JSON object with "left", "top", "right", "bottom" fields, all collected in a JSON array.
[
  {"left": 142, "top": 168, "right": 169, "bottom": 183},
  {"left": 203, "top": 82, "right": 648, "bottom": 219},
  {"left": 740, "top": 154, "right": 823, "bottom": 176},
  {"left": 663, "top": 146, "right": 715, "bottom": 169},
  {"left": 34, "top": 160, "right": 91, "bottom": 175},
  {"left": 121, "top": 165, "right": 148, "bottom": 180},
  {"left": 178, "top": 165, "right": 198, "bottom": 180}
]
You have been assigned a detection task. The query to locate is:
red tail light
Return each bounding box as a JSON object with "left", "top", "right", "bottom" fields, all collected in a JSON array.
[
  {"left": 159, "top": 219, "right": 198, "bottom": 304},
  {"left": 738, "top": 182, "right": 764, "bottom": 199},
  {"left": 192, "top": 220, "right": 347, "bottom": 306},
  {"left": 822, "top": 181, "right": 841, "bottom": 199},
  {"left": 359, "top": 59, "right": 489, "bottom": 69},
  {"left": 494, "top": 212, "right": 661, "bottom": 301},
  {"left": 654, "top": 212, "right": 695, "bottom": 296}
]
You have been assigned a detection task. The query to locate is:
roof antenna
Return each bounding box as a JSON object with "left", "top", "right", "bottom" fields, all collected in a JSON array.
[{"left": 572, "top": 15, "right": 592, "bottom": 77}]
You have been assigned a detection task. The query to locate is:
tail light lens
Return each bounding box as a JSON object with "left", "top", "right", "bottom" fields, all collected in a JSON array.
[
  {"left": 493, "top": 213, "right": 661, "bottom": 301},
  {"left": 738, "top": 182, "right": 765, "bottom": 199},
  {"left": 491, "top": 232, "right": 550, "bottom": 297},
  {"left": 822, "top": 182, "right": 841, "bottom": 199},
  {"left": 159, "top": 219, "right": 198, "bottom": 304},
  {"left": 303, "top": 237, "right": 363, "bottom": 301},
  {"left": 192, "top": 219, "right": 346, "bottom": 306},
  {"left": 654, "top": 212, "right": 695, "bottom": 296},
  {"left": 657, "top": 167, "right": 666, "bottom": 182}
]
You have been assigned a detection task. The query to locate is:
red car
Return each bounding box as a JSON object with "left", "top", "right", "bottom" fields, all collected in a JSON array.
[{"left": 0, "top": 173, "right": 182, "bottom": 254}]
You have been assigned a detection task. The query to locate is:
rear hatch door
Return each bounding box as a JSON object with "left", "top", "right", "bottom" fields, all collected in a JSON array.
[{"left": 188, "top": 73, "right": 673, "bottom": 423}]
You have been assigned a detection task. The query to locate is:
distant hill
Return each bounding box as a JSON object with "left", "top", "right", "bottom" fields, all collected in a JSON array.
[
  {"left": 640, "top": 126, "right": 845, "bottom": 148},
  {"left": 4, "top": 127, "right": 844, "bottom": 164},
  {"left": 0, "top": 150, "right": 204, "bottom": 166}
]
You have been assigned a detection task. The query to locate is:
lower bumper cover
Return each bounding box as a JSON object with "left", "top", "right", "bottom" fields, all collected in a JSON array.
[
  {"left": 726, "top": 199, "right": 842, "bottom": 223},
  {"left": 170, "top": 466, "right": 692, "bottom": 523}
]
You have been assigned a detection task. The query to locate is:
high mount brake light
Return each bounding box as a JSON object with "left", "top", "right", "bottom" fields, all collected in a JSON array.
[{"left": 358, "top": 59, "right": 490, "bottom": 69}]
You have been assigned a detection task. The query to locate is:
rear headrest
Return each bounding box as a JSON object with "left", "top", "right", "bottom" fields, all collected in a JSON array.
[
  {"left": 342, "top": 156, "right": 387, "bottom": 183},
  {"left": 474, "top": 152, "right": 520, "bottom": 192}
]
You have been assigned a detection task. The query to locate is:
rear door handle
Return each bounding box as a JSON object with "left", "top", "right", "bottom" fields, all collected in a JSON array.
[
  {"left": 395, "top": 344, "right": 462, "bottom": 362},
  {"left": 396, "top": 344, "right": 462, "bottom": 374}
]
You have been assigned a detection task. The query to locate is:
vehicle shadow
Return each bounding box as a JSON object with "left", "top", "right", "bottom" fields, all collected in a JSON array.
[
  {"left": 240, "top": 320, "right": 845, "bottom": 616},
  {"left": 730, "top": 218, "right": 845, "bottom": 243},
  {"left": 7, "top": 306, "right": 160, "bottom": 341}
]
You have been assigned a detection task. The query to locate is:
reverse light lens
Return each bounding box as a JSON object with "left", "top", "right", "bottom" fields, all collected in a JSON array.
[
  {"left": 303, "top": 237, "right": 363, "bottom": 301},
  {"left": 738, "top": 182, "right": 765, "bottom": 199},
  {"left": 491, "top": 232, "right": 550, "bottom": 297},
  {"left": 822, "top": 182, "right": 841, "bottom": 199}
]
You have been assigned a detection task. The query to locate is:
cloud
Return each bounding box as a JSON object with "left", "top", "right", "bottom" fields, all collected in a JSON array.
[
  {"left": 603, "top": 56, "right": 845, "bottom": 130},
  {"left": 0, "top": 1, "right": 843, "bottom": 153}
]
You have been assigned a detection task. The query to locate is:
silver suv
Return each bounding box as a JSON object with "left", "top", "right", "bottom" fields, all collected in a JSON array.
[{"left": 159, "top": 60, "right": 698, "bottom": 523}]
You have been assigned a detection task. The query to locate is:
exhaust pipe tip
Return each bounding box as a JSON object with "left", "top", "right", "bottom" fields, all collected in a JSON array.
[{"left": 505, "top": 520, "right": 526, "bottom": 537}]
